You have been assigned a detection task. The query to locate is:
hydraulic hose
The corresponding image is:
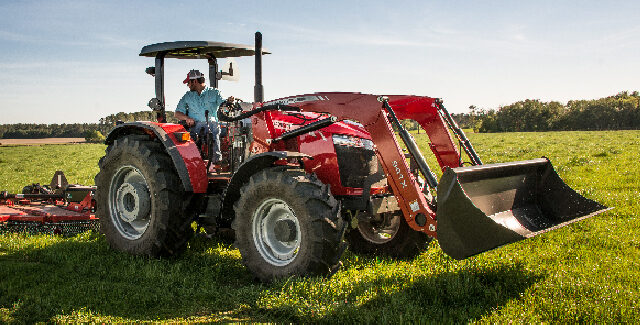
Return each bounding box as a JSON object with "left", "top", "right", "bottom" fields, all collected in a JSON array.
[
  {"left": 272, "top": 116, "right": 337, "bottom": 142},
  {"left": 435, "top": 100, "right": 483, "bottom": 166}
]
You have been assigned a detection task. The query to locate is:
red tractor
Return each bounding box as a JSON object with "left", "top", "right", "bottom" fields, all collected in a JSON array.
[{"left": 96, "top": 32, "right": 607, "bottom": 281}]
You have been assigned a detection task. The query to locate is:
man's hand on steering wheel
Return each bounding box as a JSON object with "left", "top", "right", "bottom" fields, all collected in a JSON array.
[{"left": 221, "top": 97, "right": 238, "bottom": 110}]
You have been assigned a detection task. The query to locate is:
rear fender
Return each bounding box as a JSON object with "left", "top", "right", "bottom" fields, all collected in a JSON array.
[{"left": 106, "top": 122, "right": 208, "bottom": 193}]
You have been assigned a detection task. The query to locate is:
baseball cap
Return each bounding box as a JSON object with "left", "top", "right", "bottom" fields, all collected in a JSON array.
[{"left": 183, "top": 69, "right": 205, "bottom": 84}]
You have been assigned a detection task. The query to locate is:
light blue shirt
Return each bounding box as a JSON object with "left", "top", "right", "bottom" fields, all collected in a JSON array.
[{"left": 176, "top": 87, "right": 223, "bottom": 122}]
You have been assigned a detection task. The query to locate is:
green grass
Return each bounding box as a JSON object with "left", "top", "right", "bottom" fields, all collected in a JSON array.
[
  {"left": 0, "top": 144, "right": 104, "bottom": 193},
  {"left": 1, "top": 131, "right": 639, "bottom": 323}
]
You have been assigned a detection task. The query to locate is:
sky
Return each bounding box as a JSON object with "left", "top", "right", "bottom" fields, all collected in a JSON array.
[{"left": 0, "top": 0, "right": 638, "bottom": 124}]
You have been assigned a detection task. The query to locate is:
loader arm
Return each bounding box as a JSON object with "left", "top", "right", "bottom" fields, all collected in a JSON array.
[{"left": 289, "top": 92, "right": 458, "bottom": 237}]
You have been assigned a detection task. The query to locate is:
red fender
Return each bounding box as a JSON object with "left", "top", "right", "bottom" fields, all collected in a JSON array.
[{"left": 106, "top": 122, "right": 208, "bottom": 193}]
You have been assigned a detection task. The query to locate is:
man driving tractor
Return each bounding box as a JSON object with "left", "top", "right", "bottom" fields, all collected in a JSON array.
[{"left": 174, "top": 69, "right": 234, "bottom": 163}]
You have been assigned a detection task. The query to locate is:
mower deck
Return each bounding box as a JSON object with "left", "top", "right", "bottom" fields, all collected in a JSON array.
[{"left": 0, "top": 200, "right": 98, "bottom": 236}]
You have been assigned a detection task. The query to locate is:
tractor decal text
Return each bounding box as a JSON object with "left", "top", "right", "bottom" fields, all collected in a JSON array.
[
  {"left": 273, "top": 120, "right": 294, "bottom": 131},
  {"left": 392, "top": 160, "right": 408, "bottom": 189}
]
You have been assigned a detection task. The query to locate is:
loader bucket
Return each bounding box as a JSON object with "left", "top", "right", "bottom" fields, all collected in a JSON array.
[{"left": 436, "top": 158, "right": 609, "bottom": 260}]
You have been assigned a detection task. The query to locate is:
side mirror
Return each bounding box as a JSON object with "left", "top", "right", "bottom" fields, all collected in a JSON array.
[
  {"left": 145, "top": 66, "right": 155, "bottom": 77},
  {"left": 217, "top": 58, "right": 239, "bottom": 82},
  {"left": 148, "top": 98, "right": 163, "bottom": 111}
]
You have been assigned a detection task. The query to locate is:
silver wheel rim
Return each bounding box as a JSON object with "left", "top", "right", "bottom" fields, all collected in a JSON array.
[
  {"left": 357, "top": 212, "right": 401, "bottom": 244},
  {"left": 108, "top": 165, "right": 152, "bottom": 240},
  {"left": 252, "top": 198, "right": 301, "bottom": 266}
]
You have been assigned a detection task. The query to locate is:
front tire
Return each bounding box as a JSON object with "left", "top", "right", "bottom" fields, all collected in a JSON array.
[
  {"left": 232, "top": 169, "right": 345, "bottom": 281},
  {"left": 95, "top": 135, "right": 196, "bottom": 257}
]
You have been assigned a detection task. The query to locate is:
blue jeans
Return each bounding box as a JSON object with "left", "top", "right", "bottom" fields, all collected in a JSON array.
[{"left": 189, "top": 121, "right": 222, "bottom": 162}]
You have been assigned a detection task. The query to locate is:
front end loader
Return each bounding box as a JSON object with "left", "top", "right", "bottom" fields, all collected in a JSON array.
[
  {"left": 279, "top": 93, "right": 608, "bottom": 260},
  {"left": 95, "top": 32, "right": 608, "bottom": 281}
]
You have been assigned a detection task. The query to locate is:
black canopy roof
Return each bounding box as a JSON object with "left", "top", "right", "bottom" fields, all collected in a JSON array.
[{"left": 139, "top": 41, "right": 270, "bottom": 59}]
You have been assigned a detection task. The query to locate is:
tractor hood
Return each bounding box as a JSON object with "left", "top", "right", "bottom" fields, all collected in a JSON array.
[{"left": 265, "top": 93, "right": 372, "bottom": 140}]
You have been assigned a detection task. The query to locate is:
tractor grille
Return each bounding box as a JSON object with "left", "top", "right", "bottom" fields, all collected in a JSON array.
[{"left": 334, "top": 144, "right": 378, "bottom": 188}]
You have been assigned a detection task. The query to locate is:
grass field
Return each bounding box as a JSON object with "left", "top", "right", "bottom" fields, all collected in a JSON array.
[{"left": 1, "top": 131, "right": 639, "bottom": 323}]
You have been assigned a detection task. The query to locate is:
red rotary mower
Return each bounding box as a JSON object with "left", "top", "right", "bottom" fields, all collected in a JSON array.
[
  {"left": 92, "top": 32, "right": 608, "bottom": 281},
  {"left": 0, "top": 172, "right": 97, "bottom": 236}
]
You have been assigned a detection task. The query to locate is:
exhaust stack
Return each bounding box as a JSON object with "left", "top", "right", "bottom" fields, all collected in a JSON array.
[{"left": 254, "top": 31, "right": 264, "bottom": 103}]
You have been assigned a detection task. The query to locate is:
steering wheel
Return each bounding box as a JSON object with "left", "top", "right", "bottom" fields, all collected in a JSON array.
[{"left": 221, "top": 98, "right": 242, "bottom": 109}]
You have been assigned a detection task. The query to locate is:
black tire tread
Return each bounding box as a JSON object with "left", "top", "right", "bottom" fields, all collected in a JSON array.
[
  {"left": 95, "top": 135, "right": 196, "bottom": 257},
  {"left": 231, "top": 169, "right": 345, "bottom": 281}
]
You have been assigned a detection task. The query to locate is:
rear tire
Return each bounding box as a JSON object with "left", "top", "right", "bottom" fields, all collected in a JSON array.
[
  {"left": 95, "top": 135, "right": 196, "bottom": 257},
  {"left": 232, "top": 169, "right": 345, "bottom": 282},
  {"left": 345, "top": 211, "right": 431, "bottom": 259}
]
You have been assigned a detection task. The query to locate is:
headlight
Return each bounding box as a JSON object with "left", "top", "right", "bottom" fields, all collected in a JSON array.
[{"left": 332, "top": 134, "right": 374, "bottom": 150}]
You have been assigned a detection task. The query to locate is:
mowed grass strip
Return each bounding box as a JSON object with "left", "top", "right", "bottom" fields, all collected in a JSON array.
[{"left": 1, "top": 131, "right": 639, "bottom": 323}]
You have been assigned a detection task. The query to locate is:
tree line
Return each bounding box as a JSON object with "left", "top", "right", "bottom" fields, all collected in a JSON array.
[
  {"left": 475, "top": 91, "right": 640, "bottom": 132},
  {"left": 98, "top": 111, "right": 178, "bottom": 132},
  {"left": 0, "top": 111, "right": 177, "bottom": 140},
  {"left": 0, "top": 123, "right": 103, "bottom": 139},
  {"left": 1, "top": 91, "right": 638, "bottom": 139}
]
